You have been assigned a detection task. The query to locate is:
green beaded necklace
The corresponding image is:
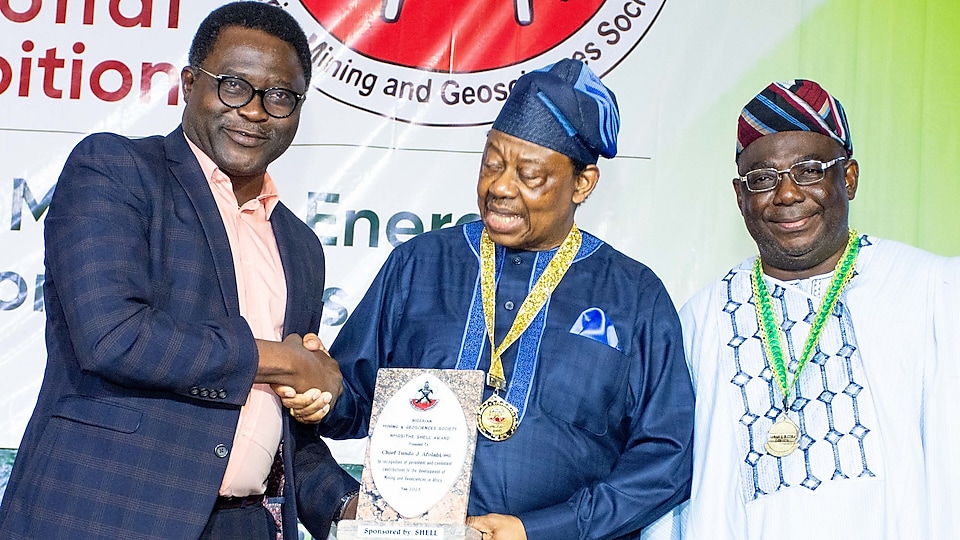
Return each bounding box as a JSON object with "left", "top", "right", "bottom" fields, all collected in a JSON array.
[{"left": 750, "top": 229, "right": 860, "bottom": 408}]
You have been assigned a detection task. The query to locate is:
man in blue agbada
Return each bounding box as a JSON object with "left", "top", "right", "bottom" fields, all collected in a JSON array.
[{"left": 319, "top": 59, "right": 694, "bottom": 539}]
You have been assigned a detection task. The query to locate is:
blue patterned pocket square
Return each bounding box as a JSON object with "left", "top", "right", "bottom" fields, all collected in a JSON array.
[{"left": 569, "top": 307, "right": 620, "bottom": 350}]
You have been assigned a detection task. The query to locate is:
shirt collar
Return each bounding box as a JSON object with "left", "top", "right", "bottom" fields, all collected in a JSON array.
[{"left": 183, "top": 131, "right": 280, "bottom": 218}]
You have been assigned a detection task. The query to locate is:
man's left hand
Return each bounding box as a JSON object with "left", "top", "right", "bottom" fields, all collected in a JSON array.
[{"left": 466, "top": 513, "right": 527, "bottom": 540}]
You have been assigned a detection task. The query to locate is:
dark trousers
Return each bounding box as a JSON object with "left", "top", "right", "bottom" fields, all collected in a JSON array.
[{"left": 199, "top": 503, "right": 277, "bottom": 540}]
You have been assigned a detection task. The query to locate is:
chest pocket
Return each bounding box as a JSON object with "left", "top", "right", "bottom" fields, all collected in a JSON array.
[{"left": 537, "top": 332, "right": 630, "bottom": 436}]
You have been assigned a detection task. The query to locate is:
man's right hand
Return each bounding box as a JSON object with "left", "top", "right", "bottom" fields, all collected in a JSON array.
[
  {"left": 273, "top": 333, "right": 335, "bottom": 423},
  {"left": 254, "top": 334, "right": 343, "bottom": 408},
  {"left": 276, "top": 387, "right": 333, "bottom": 424},
  {"left": 301, "top": 332, "right": 324, "bottom": 353}
]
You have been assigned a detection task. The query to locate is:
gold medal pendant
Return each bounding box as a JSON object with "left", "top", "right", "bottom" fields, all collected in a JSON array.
[
  {"left": 476, "top": 393, "right": 519, "bottom": 441},
  {"left": 765, "top": 415, "right": 800, "bottom": 457},
  {"left": 751, "top": 230, "right": 860, "bottom": 460},
  {"left": 475, "top": 226, "right": 581, "bottom": 443}
]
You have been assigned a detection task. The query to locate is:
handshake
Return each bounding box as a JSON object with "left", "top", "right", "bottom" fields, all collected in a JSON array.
[{"left": 256, "top": 333, "right": 341, "bottom": 425}]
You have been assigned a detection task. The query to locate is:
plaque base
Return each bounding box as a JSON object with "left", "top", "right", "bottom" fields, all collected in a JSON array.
[{"left": 336, "top": 520, "right": 482, "bottom": 540}]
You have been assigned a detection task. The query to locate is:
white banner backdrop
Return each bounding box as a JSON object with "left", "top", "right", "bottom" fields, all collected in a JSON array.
[{"left": 1, "top": 0, "right": 957, "bottom": 452}]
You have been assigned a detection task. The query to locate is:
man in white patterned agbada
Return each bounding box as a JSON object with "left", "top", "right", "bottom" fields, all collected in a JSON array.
[{"left": 668, "top": 79, "right": 960, "bottom": 540}]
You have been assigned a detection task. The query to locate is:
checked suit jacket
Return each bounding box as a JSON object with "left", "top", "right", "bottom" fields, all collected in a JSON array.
[{"left": 0, "top": 128, "right": 357, "bottom": 539}]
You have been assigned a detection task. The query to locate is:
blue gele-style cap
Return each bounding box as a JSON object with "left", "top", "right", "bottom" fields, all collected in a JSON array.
[{"left": 492, "top": 59, "right": 620, "bottom": 164}]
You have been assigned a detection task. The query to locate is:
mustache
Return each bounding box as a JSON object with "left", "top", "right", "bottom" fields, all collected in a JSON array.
[
  {"left": 224, "top": 123, "right": 270, "bottom": 139},
  {"left": 767, "top": 212, "right": 813, "bottom": 223},
  {"left": 483, "top": 197, "right": 522, "bottom": 215}
]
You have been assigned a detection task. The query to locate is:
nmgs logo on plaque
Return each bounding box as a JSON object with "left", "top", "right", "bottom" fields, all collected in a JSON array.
[{"left": 293, "top": 0, "right": 665, "bottom": 126}]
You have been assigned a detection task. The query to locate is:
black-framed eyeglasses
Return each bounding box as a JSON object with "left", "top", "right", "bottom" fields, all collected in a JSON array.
[
  {"left": 194, "top": 66, "right": 305, "bottom": 119},
  {"left": 736, "top": 156, "right": 847, "bottom": 193}
]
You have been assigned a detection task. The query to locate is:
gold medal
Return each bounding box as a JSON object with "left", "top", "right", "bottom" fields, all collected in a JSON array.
[
  {"left": 752, "top": 231, "right": 860, "bottom": 459},
  {"left": 765, "top": 415, "right": 800, "bottom": 457},
  {"left": 476, "top": 393, "right": 519, "bottom": 441},
  {"left": 475, "top": 226, "right": 581, "bottom": 441}
]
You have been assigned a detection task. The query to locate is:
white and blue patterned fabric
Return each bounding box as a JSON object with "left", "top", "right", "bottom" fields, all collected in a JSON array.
[{"left": 716, "top": 239, "right": 881, "bottom": 502}]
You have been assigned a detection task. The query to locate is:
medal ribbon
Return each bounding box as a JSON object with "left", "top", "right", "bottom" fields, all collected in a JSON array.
[
  {"left": 751, "top": 229, "right": 860, "bottom": 408},
  {"left": 480, "top": 225, "right": 581, "bottom": 392}
]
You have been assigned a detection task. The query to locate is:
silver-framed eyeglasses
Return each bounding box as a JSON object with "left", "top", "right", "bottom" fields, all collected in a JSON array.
[
  {"left": 737, "top": 156, "right": 847, "bottom": 193},
  {"left": 194, "top": 66, "right": 304, "bottom": 119}
]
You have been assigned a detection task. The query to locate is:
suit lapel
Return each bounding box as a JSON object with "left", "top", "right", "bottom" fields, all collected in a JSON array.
[
  {"left": 273, "top": 207, "right": 306, "bottom": 540},
  {"left": 163, "top": 128, "right": 242, "bottom": 317},
  {"left": 272, "top": 205, "right": 308, "bottom": 337}
]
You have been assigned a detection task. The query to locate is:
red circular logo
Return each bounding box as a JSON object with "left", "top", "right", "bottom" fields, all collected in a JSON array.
[
  {"left": 300, "top": 1, "right": 604, "bottom": 72},
  {"left": 293, "top": 0, "right": 666, "bottom": 125}
]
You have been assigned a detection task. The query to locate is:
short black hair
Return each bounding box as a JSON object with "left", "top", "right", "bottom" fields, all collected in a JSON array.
[
  {"left": 189, "top": 1, "right": 312, "bottom": 87},
  {"left": 570, "top": 157, "right": 588, "bottom": 177}
]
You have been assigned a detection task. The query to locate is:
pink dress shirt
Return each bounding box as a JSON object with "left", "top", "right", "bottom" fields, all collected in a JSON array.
[{"left": 186, "top": 136, "right": 287, "bottom": 497}]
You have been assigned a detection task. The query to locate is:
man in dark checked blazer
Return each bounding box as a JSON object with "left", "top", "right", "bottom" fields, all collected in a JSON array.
[{"left": 0, "top": 2, "right": 358, "bottom": 539}]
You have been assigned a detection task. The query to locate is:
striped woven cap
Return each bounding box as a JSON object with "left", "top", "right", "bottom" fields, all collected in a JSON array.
[{"left": 737, "top": 79, "right": 853, "bottom": 159}]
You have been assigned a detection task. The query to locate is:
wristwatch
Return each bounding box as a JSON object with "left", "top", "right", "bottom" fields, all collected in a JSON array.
[{"left": 334, "top": 490, "right": 359, "bottom": 524}]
